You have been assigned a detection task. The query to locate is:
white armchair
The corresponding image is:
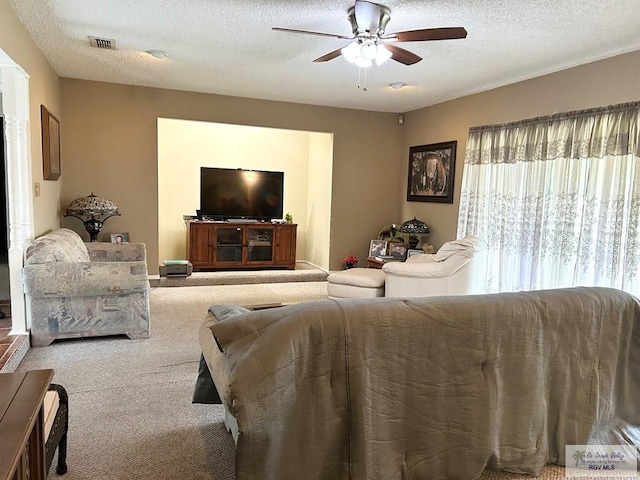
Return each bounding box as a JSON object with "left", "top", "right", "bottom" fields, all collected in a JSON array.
[{"left": 382, "top": 235, "right": 487, "bottom": 297}]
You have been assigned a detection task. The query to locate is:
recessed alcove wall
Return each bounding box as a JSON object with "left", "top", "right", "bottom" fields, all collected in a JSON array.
[{"left": 157, "top": 118, "right": 333, "bottom": 270}]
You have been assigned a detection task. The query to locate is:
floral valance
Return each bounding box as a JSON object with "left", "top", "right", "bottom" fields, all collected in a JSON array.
[{"left": 465, "top": 101, "right": 640, "bottom": 165}]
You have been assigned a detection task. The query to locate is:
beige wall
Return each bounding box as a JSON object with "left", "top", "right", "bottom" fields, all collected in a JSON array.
[
  {"left": 307, "top": 133, "right": 334, "bottom": 269},
  {"left": 401, "top": 49, "right": 640, "bottom": 249},
  {"left": 60, "top": 79, "right": 402, "bottom": 273},
  {"left": 157, "top": 118, "right": 332, "bottom": 268},
  {"left": 0, "top": 0, "right": 61, "bottom": 237}
]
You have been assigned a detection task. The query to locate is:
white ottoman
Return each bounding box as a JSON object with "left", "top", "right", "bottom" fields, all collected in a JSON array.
[{"left": 327, "top": 268, "right": 385, "bottom": 299}]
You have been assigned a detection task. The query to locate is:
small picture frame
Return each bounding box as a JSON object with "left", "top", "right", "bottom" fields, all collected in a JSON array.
[
  {"left": 388, "top": 242, "right": 409, "bottom": 260},
  {"left": 110, "top": 232, "right": 130, "bottom": 244},
  {"left": 407, "top": 249, "right": 424, "bottom": 258},
  {"left": 369, "top": 239, "right": 388, "bottom": 258}
]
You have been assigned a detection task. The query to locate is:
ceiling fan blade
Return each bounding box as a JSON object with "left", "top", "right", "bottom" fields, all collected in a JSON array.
[
  {"left": 387, "top": 27, "right": 468, "bottom": 42},
  {"left": 354, "top": 0, "right": 380, "bottom": 33},
  {"left": 272, "top": 27, "right": 353, "bottom": 40},
  {"left": 313, "top": 48, "right": 344, "bottom": 63},
  {"left": 385, "top": 44, "right": 422, "bottom": 65}
]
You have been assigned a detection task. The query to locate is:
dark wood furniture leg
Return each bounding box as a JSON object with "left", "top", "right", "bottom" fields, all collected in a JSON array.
[{"left": 45, "top": 383, "right": 69, "bottom": 476}]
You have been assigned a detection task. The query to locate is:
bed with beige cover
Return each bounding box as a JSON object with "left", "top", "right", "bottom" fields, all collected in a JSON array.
[{"left": 198, "top": 287, "right": 640, "bottom": 480}]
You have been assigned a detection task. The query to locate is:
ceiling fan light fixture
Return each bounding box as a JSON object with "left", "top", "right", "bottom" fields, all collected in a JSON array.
[
  {"left": 359, "top": 40, "right": 378, "bottom": 61},
  {"left": 374, "top": 45, "right": 392, "bottom": 65},
  {"left": 341, "top": 41, "right": 360, "bottom": 63},
  {"left": 354, "top": 56, "right": 373, "bottom": 68},
  {"left": 341, "top": 39, "right": 385, "bottom": 68}
]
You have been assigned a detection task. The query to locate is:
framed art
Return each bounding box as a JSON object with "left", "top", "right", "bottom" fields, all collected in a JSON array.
[
  {"left": 407, "top": 141, "right": 456, "bottom": 203},
  {"left": 388, "top": 242, "right": 409, "bottom": 260},
  {"left": 369, "top": 239, "right": 388, "bottom": 258},
  {"left": 41, "top": 105, "right": 61, "bottom": 181},
  {"left": 407, "top": 249, "right": 424, "bottom": 258},
  {"left": 110, "top": 232, "right": 130, "bottom": 244}
]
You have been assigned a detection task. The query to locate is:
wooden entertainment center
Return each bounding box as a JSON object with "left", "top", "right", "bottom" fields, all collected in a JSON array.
[{"left": 187, "top": 221, "right": 297, "bottom": 271}]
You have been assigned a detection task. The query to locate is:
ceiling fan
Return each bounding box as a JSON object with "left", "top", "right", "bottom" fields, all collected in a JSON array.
[{"left": 272, "top": 0, "right": 467, "bottom": 67}]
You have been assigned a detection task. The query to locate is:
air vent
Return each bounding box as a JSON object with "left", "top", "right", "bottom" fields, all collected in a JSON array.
[{"left": 89, "top": 36, "right": 116, "bottom": 50}]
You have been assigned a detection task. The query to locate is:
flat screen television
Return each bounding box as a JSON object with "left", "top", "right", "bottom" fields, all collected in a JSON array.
[{"left": 200, "top": 167, "right": 284, "bottom": 220}]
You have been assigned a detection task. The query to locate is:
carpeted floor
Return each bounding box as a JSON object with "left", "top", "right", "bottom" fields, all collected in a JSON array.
[
  {"left": 17, "top": 282, "right": 569, "bottom": 479},
  {"left": 148, "top": 261, "right": 327, "bottom": 287}
]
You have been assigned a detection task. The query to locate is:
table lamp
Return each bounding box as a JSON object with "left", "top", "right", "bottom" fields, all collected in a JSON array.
[
  {"left": 64, "top": 193, "right": 120, "bottom": 242},
  {"left": 399, "top": 217, "right": 430, "bottom": 249}
]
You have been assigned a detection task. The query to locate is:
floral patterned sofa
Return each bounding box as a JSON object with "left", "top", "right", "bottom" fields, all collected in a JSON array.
[{"left": 23, "top": 228, "right": 151, "bottom": 347}]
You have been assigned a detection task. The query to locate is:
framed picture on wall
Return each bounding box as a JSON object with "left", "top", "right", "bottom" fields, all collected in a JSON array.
[
  {"left": 406, "top": 141, "right": 456, "bottom": 203},
  {"left": 41, "top": 105, "right": 61, "bottom": 181}
]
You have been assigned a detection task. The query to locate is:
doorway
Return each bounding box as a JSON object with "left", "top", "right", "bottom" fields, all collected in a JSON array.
[{"left": 157, "top": 119, "right": 333, "bottom": 271}]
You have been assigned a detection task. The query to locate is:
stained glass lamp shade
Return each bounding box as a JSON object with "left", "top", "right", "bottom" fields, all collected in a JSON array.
[
  {"left": 399, "top": 217, "right": 430, "bottom": 249},
  {"left": 64, "top": 193, "right": 120, "bottom": 242}
]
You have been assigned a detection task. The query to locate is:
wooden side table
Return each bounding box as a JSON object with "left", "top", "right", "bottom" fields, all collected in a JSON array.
[
  {"left": 366, "top": 257, "right": 404, "bottom": 269},
  {"left": 0, "top": 369, "right": 54, "bottom": 480},
  {"left": 366, "top": 257, "right": 385, "bottom": 268}
]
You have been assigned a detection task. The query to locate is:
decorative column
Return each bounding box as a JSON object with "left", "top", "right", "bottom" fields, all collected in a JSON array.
[{"left": 0, "top": 60, "right": 33, "bottom": 335}]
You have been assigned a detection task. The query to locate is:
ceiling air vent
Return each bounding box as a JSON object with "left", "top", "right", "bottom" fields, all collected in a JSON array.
[{"left": 89, "top": 36, "right": 116, "bottom": 50}]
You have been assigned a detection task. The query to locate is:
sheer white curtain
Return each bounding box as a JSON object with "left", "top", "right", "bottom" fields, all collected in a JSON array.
[{"left": 457, "top": 102, "right": 640, "bottom": 296}]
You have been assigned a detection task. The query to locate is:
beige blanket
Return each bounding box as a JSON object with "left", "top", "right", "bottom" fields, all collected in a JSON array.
[{"left": 201, "top": 287, "right": 640, "bottom": 479}]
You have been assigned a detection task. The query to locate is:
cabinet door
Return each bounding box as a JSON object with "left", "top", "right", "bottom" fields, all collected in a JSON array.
[
  {"left": 189, "top": 223, "right": 213, "bottom": 269},
  {"left": 214, "top": 226, "right": 244, "bottom": 265},
  {"left": 246, "top": 226, "right": 275, "bottom": 265},
  {"left": 275, "top": 224, "right": 297, "bottom": 268}
]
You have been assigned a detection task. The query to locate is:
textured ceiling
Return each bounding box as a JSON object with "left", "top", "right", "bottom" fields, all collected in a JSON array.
[{"left": 8, "top": 0, "right": 640, "bottom": 113}]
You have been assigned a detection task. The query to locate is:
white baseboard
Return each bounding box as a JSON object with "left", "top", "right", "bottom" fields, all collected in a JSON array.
[{"left": 296, "top": 260, "right": 328, "bottom": 274}]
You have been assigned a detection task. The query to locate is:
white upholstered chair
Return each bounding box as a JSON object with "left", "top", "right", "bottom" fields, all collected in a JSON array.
[{"left": 382, "top": 235, "right": 487, "bottom": 297}]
